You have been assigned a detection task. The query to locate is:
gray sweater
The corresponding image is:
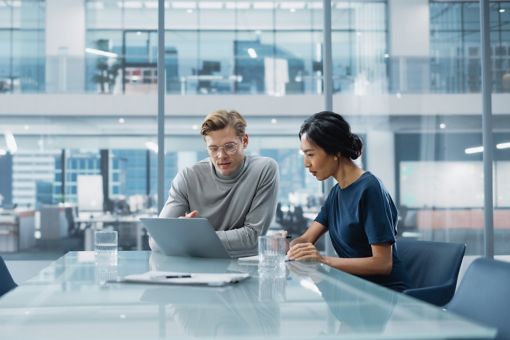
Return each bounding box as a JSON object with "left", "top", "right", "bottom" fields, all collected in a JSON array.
[{"left": 156, "top": 155, "right": 279, "bottom": 257}]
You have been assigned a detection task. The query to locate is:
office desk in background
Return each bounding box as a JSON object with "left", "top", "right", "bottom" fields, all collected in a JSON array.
[
  {"left": 0, "top": 251, "right": 496, "bottom": 339},
  {"left": 76, "top": 214, "right": 152, "bottom": 250}
]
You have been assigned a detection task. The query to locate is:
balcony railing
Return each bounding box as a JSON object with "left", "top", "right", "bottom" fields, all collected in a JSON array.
[{"left": 1, "top": 55, "right": 509, "bottom": 95}]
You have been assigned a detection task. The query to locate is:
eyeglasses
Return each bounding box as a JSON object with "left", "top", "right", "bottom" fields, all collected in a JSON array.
[{"left": 207, "top": 142, "right": 239, "bottom": 156}]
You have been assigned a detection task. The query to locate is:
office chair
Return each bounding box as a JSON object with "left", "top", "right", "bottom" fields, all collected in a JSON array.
[
  {"left": 446, "top": 258, "right": 510, "bottom": 340},
  {"left": 397, "top": 239, "right": 465, "bottom": 306},
  {"left": 0, "top": 255, "right": 17, "bottom": 297}
]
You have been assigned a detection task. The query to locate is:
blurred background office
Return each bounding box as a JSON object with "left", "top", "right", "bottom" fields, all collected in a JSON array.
[{"left": 0, "top": 0, "right": 509, "bottom": 278}]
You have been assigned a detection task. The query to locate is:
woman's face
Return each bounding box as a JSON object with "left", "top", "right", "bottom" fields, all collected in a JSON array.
[{"left": 300, "top": 133, "right": 338, "bottom": 181}]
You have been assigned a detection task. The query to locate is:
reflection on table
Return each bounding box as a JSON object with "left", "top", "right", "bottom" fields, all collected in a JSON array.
[{"left": 0, "top": 251, "right": 496, "bottom": 339}]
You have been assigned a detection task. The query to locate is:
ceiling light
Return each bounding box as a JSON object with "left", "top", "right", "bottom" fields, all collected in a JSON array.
[
  {"left": 271, "top": 118, "right": 277, "bottom": 124},
  {"left": 308, "top": 2, "right": 322, "bottom": 9},
  {"left": 85, "top": 48, "right": 118, "bottom": 58},
  {"left": 198, "top": 2, "right": 223, "bottom": 9},
  {"left": 117, "top": 1, "right": 143, "bottom": 9},
  {"left": 247, "top": 48, "right": 257, "bottom": 58},
  {"left": 499, "top": 8, "right": 505, "bottom": 13},
  {"left": 280, "top": 2, "right": 305, "bottom": 10},
  {"left": 225, "top": 2, "right": 250, "bottom": 9},
  {"left": 465, "top": 146, "right": 483, "bottom": 154},
  {"left": 336, "top": 2, "right": 352, "bottom": 9},
  {"left": 496, "top": 142, "right": 510, "bottom": 149},
  {"left": 118, "top": 118, "right": 125, "bottom": 124},
  {"left": 144, "top": 1, "right": 169, "bottom": 8},
  {"left": 171, "top": 1, "right": 197, "bottom": 9},
  {"left": 172, "top": 1, "right": 196, "bottom": 9},
  {"left": 253, "top": 2, "right": 275, "bottom": 9},
  {"left": 439, "top": 123, "right": 446, "bottom": 129},
  {"left": 383, "top": 53, "right": 390, "bottom": 59}
]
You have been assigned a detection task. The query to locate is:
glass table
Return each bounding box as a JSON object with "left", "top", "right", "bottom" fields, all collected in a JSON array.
[{"left": 0, "top": 251, "right": 496, "bottom": 339}]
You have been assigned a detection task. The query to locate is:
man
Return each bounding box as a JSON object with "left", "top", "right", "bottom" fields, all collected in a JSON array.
[{"left": 152, "top": 109, "right": 279, "bottom": 257}]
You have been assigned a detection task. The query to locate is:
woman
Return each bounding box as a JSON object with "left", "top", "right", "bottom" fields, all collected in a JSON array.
[{"left": 287, "top": 111, "right": 410, "bottom": 292}]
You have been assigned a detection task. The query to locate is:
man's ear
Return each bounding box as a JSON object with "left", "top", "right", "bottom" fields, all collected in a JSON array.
[{"left": 242, "top": 133, "right": 249, "bottom": 148}]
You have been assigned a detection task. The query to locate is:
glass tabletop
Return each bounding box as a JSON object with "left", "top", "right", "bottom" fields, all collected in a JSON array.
[{"left": 0, "top": 251, "right": 496, "bottom": 339}]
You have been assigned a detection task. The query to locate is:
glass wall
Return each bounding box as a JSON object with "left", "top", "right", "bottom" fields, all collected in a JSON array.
[
  {"left": 0, "top": 0, "right": 45, "bottom": 93},
  {"left": 1, "top": 0, "right": 509, "bottom": 259},
  {"left": 430, "top": 1, "right": 510, "bottom": 93},
  {"left": 84, "top": 0, "right": 387, "bottom": 95}
]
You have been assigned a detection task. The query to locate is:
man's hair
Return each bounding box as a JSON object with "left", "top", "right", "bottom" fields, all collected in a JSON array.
[{"left": 200, "top": 109, "right": 247, "bottom": 138}]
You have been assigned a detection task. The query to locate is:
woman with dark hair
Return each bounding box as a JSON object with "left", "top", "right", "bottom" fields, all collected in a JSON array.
[{"left": 287, "top": 111, "right": 410, "bottom": 292}]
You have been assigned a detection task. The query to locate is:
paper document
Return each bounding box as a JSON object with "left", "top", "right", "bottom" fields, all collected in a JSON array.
[{"left": 115, "top": 271, "right": 250, "bottom": 286}]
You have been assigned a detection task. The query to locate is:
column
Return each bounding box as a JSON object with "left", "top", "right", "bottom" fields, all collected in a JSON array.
[
  {"left": 45, "top": 0, "right": 85, "bottom": 92},
  {"left": 388, "top": 0, "right": 430, "bottom": 92}
]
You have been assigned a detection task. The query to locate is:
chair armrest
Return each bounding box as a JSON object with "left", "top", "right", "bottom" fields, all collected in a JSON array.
[{"left": 403, "top": 283, "right": 456, "bottom": 307}]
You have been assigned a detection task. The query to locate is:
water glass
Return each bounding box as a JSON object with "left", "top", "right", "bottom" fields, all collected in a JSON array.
[
  {"left": 258, "top": 235, "right": 286, "bottom": 275},
  {"left": 95, "top": 229, "right": 118, "bottom": 265}
]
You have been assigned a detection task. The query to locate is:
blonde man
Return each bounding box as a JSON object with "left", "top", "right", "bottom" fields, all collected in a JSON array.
[{"left": 153, "top": 110, "right": 279, "bottom": 257}]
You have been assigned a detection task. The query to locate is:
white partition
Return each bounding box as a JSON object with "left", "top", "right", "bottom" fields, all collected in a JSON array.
[{"left": 77, "top": 175, "right": 103, "bottom": 212}]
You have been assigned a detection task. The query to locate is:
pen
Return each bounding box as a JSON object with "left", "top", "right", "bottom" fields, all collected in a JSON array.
[{"left": 165, "top": 275, "right": 192, "bottom": 279}]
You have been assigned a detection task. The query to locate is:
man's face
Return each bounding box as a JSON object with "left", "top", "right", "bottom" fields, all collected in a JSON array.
[{"left": 205, "top": 127, "right": 248, "bottom": 176}]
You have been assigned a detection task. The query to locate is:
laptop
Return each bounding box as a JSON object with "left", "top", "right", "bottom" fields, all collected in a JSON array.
[{"left": 140, "top": 217, "right": 232, "bottom": 259}]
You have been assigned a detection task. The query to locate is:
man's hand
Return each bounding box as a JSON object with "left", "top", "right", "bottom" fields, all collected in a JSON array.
[
  {"left": 181, "top": 210, "right": 199, "bottom": 218},
  {"left": 287, "top": 242, "right": 324, "bottom": 263}
]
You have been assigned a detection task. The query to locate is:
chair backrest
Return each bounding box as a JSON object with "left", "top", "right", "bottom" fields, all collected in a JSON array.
[
  {"left": 447, "top": 258, "right": 510, "bottom": 340},
  {"left": 397, "top": 239, "right": 465, "bottom": 289},
  {"left": 0, "top": 255, "right": 17, "bottom": 297}
]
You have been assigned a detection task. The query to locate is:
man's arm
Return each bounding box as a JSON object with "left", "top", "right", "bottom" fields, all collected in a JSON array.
[
  {"left": 159, "top": 171, "right": 190, "bottom": 219},
  {"left": 150, "top": 171, "right": 190, "bottom": 251},
  {"left": 217, "top": 160, "right": 279, "bottom": 257}
]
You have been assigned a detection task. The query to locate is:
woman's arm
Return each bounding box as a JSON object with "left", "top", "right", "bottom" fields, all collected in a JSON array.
[
  {"left": 289, "top": 221, "right": 328, "bottom": 247},
  {"left": 288, "top": 242, "right": 393, "bottom": 276}
]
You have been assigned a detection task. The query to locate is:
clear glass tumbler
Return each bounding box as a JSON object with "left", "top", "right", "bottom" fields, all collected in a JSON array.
[
  {"left": 94, "top": 229, "right": 118, "bottom": 266},
  {"left": 258, "top": 235, "right": 286, "bottom": 275}
]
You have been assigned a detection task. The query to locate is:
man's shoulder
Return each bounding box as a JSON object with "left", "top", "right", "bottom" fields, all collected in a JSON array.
[
  {"left": 247, "top": 155, "right": 278, "bottom": 171},
  {"left": 179, "top": 158, "right": 211, "bottom": 178}
]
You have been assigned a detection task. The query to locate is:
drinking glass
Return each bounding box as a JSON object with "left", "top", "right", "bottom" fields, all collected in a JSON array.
[{"left": 95, "top": 229, "right": 118, "bottom": 265}]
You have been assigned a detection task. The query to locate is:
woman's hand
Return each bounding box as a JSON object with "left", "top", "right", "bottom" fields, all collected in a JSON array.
[{"left": 287, "top": 242, "right": 324, "bottom": 263}]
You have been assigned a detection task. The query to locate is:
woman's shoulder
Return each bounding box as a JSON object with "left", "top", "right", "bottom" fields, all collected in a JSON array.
[{"left": 356, "top": 172, "right": 390, "bottom": 195}]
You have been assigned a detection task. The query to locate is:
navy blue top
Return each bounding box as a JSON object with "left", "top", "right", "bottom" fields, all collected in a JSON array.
[{"left": 315, "top": 172, "right": 410, "bottom": 291}]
